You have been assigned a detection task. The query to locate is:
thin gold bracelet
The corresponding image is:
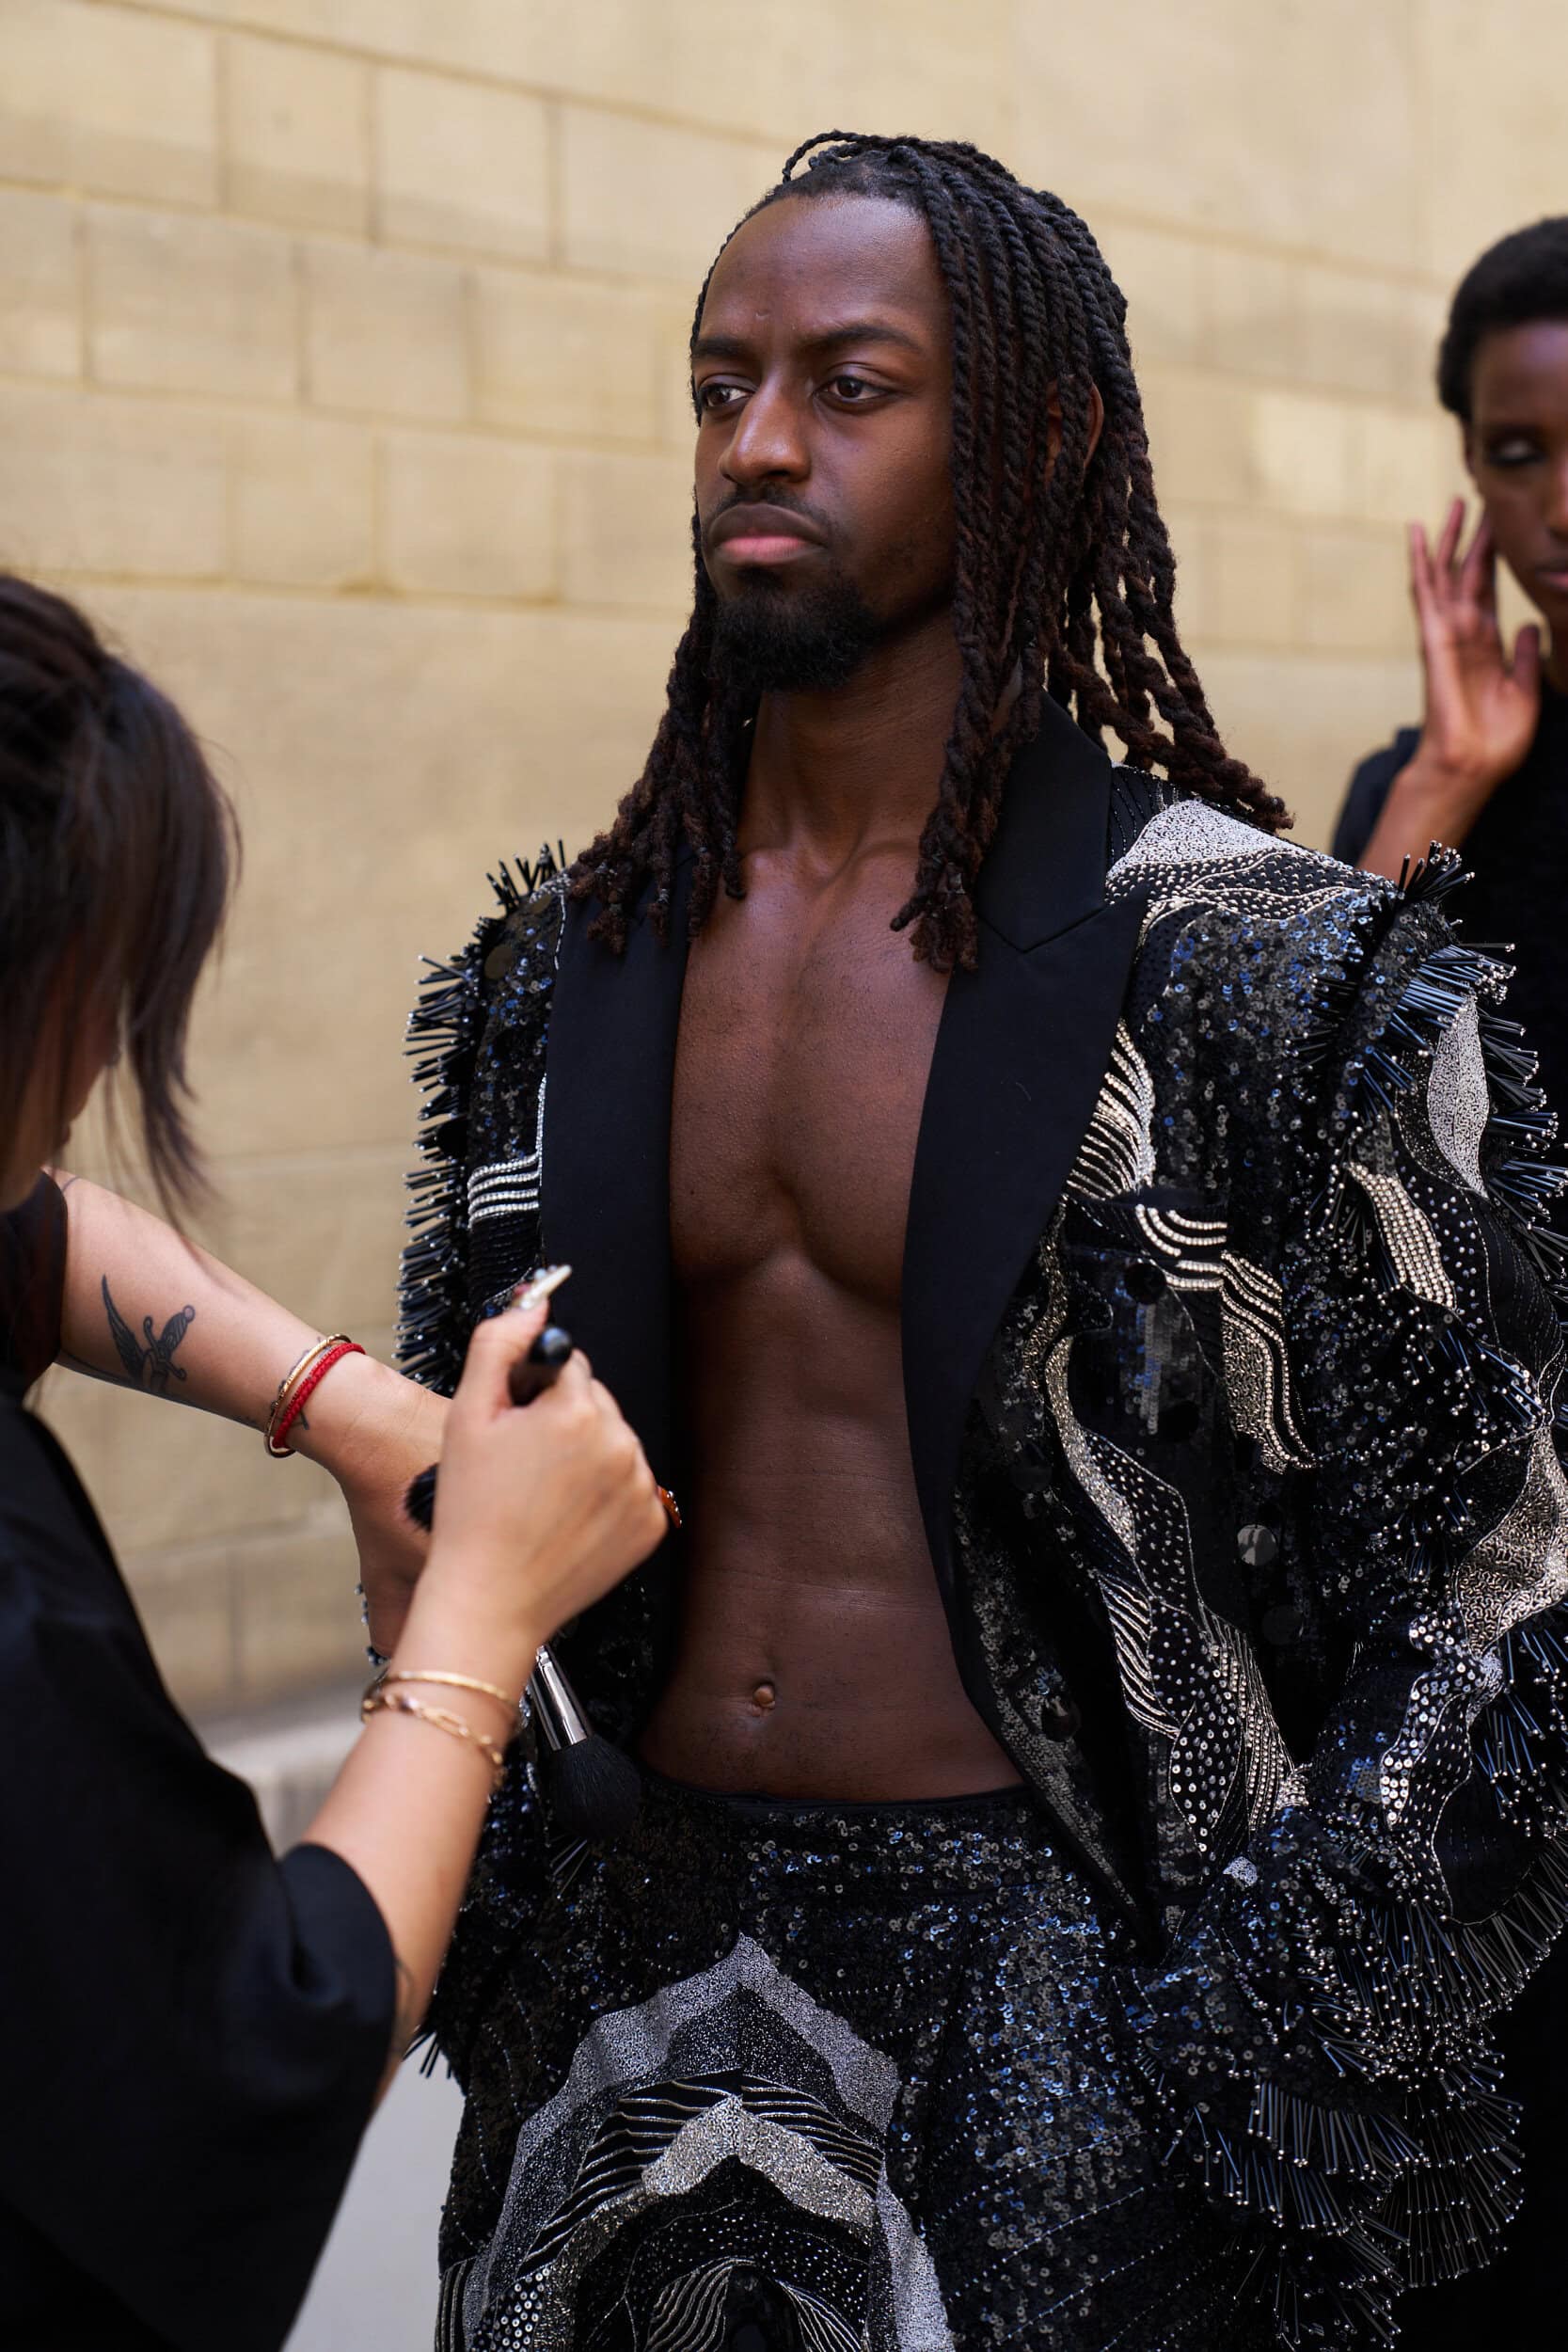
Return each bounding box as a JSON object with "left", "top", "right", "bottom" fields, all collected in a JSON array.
[
  {"left": 378, "top": 1667, "right": 521, "bottom": 1714},
  {"left": 263, "top": 1334, "right": 352, "bottom": 1457},
  {"left": 361, "top": 1687, "right": 507, "bottom": 1777}
]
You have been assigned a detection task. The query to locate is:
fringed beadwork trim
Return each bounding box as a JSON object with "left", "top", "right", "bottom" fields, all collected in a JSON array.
[
  {"left": 1342, "top": 918, "right": 1566, "bottom": 1257},
  {"left": 397, "top": 847, "right": 564, "bottom": 1393},
  {"left": 1481, "top": 1615, "right": 1568, "bottom": 1814},
  {"left": 1132, "top": 1770, "right": 1568, "bottom": 2337}
]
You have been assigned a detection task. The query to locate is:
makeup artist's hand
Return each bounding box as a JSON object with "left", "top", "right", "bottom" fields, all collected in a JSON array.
[
  {"left": 415, "top": 1294, "right": 666, "bottom": 1682},
  {"left": 292, "top": 1357, "right": 450, "bottom": 1656}
]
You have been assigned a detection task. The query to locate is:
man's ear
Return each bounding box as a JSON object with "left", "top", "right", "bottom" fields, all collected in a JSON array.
[{"left": 1044, "top": 381, "right": 1106, "bottom": 473}]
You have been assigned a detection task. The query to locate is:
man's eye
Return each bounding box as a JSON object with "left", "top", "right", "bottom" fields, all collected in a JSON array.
[
  {"left": 697, "top": 384, "right": 744, "bottom": 414},
  {"left": 830, "top": 375, "right": 875, "bottom": 403},
  {"left": 1486, "top": 437, "right": 1542, "bottom": 467}
]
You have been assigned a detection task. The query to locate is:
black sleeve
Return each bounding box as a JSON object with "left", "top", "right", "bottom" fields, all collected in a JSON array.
[
  {"left": 1122, "top": 893, "right": 1568, "bottom": 2340},
  {"left": 0, "top": 1407, "right": 394, "bottom": 2352},
  {"left": 0, "top": 1171, "right": 66, "bottom": 1387},
  {"left": 1331, "top": 728, "right": 1419, "bottom": 866}
]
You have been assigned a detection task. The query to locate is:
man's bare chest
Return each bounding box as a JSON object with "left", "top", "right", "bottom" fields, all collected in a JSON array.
[{"left": 669, "top": 915, "right": 948, "bottom": 1306}]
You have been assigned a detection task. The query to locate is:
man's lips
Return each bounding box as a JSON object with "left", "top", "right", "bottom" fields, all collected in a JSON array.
[{"left": 707, "top": 503, "right": 825, "bottom": 565}]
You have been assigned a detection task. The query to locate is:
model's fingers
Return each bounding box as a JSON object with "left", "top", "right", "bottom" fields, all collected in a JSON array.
[
  {"left": 1433, "top": 496, "right": 1465, "bottom": 577},
  {"left": 1512, "top": 622, "right": 1544, "bottom": 694},
  {"left": 1459, "top": 512, "right": 1497, "bottom": 612},
  {"left": 1408, "top": 522, "right": 1438, "bottom": 630}
]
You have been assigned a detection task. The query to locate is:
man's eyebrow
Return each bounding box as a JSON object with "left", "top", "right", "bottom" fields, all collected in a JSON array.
[{"left": 691, "top": 321, "right": 927, "bottom": 364}]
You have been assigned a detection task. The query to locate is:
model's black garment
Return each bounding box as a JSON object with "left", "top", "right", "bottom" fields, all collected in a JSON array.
[
  {"left": 1336, "top": 697, "right": 1568, "bottom": 2347},
  {"left": 406, "top": 710, "right": 1568, "bottom": 2348},
  {"left": 0, "top": 1178, "right": 395, "bottom": 2351},
  {"left": 1334, "top": 682, "right": 1568, "bottom": 1120},
  {"left": 436, "top": 1772, "right": 1273, "bottom": 2352}
]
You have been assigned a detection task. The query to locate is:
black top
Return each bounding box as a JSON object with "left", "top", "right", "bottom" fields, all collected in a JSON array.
[
  {"left": 0, "top": 1178, "right": 394, "bottom": 2350},
  {"left": 1334, "top": 682, "right": 1568, "bottom": 1120}
]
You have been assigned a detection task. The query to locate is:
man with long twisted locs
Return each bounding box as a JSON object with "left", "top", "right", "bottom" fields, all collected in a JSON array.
[{"left": 392, "top": 134, "right": 1568, "bottom": 2351}]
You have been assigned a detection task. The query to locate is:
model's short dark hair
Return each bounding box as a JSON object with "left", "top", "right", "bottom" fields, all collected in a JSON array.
[
  {"left": 1437, "top": 216, "right": 1568, "bottom": 422},
  {"left": 0, "top": 575, "right": 235, "bottom": 1213}
]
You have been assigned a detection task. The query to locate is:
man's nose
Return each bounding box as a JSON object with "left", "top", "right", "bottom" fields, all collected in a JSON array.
[{"left": 721, "top": 381, "right": 809, "bottom": 487}]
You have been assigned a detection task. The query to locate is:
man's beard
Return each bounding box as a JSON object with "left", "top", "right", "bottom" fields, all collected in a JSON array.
[{"left": 709, "top": 572, "right": 883, "bottom": 695}]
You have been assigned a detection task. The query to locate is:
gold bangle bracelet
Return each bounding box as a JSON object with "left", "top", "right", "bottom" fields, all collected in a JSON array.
[
  {"left": 266, "top": 1334, "right": 331, "bottom": 1421},
  {"left": 361, "top": 1687, "right": 507, "bottom": 1777},
  {"left": 380, "top": 1667, "right": 521, "bottom": 1714},
  {"left": 263, "top": 1334, "right": 351, "bottom": 1457}
]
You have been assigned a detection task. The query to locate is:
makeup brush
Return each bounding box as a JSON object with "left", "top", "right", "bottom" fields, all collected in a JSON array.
[{"left": 402, "top": 1274, "right": 642, "bottom": 1842}]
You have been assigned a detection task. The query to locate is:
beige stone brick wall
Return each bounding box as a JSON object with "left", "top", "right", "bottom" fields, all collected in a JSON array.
[{"left": 4, "top": 1, "right": 1564, "bottom": 1718}]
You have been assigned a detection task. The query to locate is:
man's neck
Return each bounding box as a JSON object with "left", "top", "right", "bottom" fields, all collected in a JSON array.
[{"left": 739, "top": 611, "right": 962, "bottom": 866}]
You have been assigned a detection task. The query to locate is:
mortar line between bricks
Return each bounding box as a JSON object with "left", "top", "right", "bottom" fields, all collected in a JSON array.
[
  {"left": 0, "top": 358, "right": 689, "bottom": 453},
  {"left": 0, "top": 177, "right": 745, "bottom": 301},
  {"left": 0, "top": 166, "right": 1459, "bottom": 298},
  {"left": 39, "top": 6, "right": 1465, "bottom": 292}
]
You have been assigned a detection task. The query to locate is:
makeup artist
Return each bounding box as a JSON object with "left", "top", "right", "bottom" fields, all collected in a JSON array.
[{"left": 0, "top": 573, "right": 667, "bottom": 2351}]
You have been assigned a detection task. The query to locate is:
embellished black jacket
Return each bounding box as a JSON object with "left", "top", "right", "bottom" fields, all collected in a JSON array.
[{"left": 400, "top": 696, "right": 1568, "bottom": 2343}]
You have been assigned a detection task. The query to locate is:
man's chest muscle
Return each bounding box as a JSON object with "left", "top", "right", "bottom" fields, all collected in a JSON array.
[{"left": 670, "top": 913, "right": 946, "bottom": 1305}]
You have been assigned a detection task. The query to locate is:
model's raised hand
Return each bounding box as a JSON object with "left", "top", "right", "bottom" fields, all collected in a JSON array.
[
  {"left": 1355, "top": 501, "right": 1542, "bottom": 879},
  {"left": 1415, "top": 501, "right": 1543, "bottom": 783}
]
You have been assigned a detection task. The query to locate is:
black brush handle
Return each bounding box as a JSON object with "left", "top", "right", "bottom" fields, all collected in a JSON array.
[
  {"left": 403, "top": 1324, "right": 574, "bottom": 1533},
  {"left": 506, "top": 1323, "right": 574, "bottom": 1406}
]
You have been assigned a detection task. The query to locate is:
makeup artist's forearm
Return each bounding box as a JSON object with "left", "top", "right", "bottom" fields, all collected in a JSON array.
[
  {"left": 303, "top": 1581, "right": 544, "bottom": 2089},
  {"left": 50, "top": 1172, "right": 417, "bottom": 1489},
  {"left": 52, "top": 1174, "right": 419, "bottom": 1468},
  {"left": 305, "top": 1711, "right": 497, "bottom": 2090},
  {"left": 53, "top": 1174, "right": 319, "bottom": 1425}
]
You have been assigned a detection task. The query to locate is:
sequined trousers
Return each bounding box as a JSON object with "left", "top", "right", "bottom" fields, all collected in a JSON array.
[{"left": 435, "top": 1772, "right": 1277, "bottom": 2352}]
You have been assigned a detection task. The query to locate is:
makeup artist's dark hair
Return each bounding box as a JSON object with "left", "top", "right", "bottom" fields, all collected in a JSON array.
[
  {"left": 1438, "top": 216, "right": 1568, "bottom": 424},
  {"left": 573, "top": 130, "right": 1286, "bottom": 971},
  {"left": 0, "top": 574, "right": 235, "bottom": 1214}
]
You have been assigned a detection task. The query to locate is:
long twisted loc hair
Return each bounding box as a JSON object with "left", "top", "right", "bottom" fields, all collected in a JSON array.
[{"left": 574, "top": 131, "right": 1288, "bottom": 969}]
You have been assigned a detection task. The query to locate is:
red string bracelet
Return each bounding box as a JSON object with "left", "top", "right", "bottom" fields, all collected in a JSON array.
[{"left": 268, "top": 1339, "right": 364, "bottom": 1457}]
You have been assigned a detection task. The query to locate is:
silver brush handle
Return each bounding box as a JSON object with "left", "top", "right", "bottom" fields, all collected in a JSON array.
[{"left": 528, "top": 1642, "right": 592, "bottom": 1752}]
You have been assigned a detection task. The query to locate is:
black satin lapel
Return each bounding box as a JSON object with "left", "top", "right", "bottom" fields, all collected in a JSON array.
[
  {"left": 902, "top": 892, "right": 1146, "bottom": 1592},
  {"left": 541, "top": 876, "right": 690, "bottom": 1480},
  {"left": 901, "top": 711, "right": 1146, "bottom": 1594}
]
